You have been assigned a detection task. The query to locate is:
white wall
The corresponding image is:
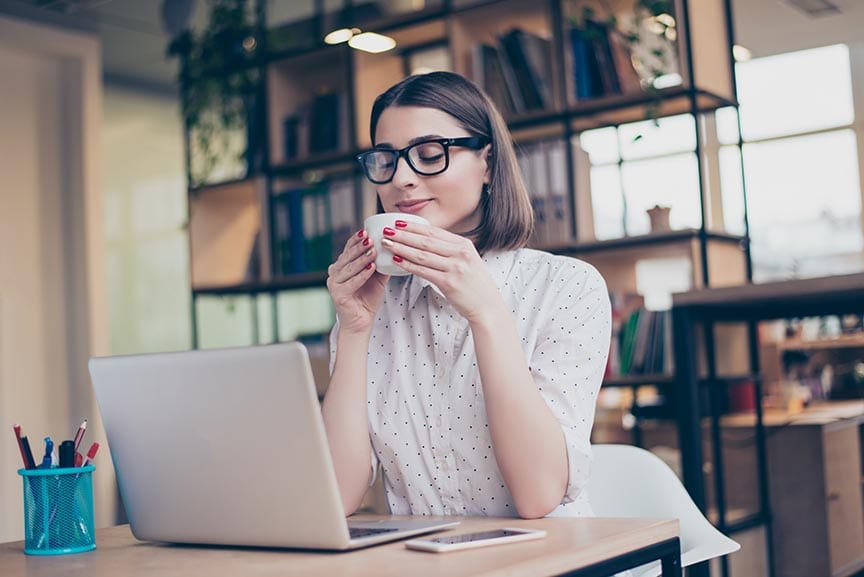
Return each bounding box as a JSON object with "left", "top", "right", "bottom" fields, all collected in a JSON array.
[{"left": 0, "top": 16, "right": 110, "bottom": 542}]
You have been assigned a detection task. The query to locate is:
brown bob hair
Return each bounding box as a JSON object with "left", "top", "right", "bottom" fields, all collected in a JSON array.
[{"left": 368, "top": 71, "right": 533, "bottom": 254}]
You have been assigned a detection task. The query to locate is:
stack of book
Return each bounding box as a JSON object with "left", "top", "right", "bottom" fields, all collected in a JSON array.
[
  {"left": 607, "top": 291, "right": 674, "bottom": 379},
  {"left": 272, "top": 177, "right": 356, "bottom": 275},
  {"left": 472, "top": 27, "right": 555, "bottom": 115},
  {"left": 568, "top": 19, "right": 644, "bottom": 101},
  {"left": 281, "top": 90, "right": 350, "bottom": 163}
]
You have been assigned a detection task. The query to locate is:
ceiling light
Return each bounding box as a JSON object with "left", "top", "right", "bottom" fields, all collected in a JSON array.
[
  {"left": 348, "top": 32, "right": 396, "bottom": 54},
  {"left": 324, "top": 27, "right": 359, "bottom": 45},
  {"left": 733, "top": 45, "right": 752, "bottom": 62}
]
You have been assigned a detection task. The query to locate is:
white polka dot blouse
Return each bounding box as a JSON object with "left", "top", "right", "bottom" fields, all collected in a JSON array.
[{"left": 330, "top": 248, "right": 611, "bottom": 517}]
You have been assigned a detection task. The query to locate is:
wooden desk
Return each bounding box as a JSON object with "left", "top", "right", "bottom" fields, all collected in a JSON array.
[{"left": 0, "top": 516, "right": 680, "bottom": 577}]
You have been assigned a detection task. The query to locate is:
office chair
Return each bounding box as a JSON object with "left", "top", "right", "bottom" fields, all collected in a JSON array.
[{"left": 587, "top": 444, "right": 740, "bottom": 577}]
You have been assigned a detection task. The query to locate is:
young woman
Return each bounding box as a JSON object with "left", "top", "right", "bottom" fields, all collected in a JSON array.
[{"left": 323, "top": 71, "right": 610, "bottom": 519}]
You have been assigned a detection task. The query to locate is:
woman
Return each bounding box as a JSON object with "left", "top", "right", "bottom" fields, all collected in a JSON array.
[{"left": 323, "top": 71, "right": 610, "bottom": 519}]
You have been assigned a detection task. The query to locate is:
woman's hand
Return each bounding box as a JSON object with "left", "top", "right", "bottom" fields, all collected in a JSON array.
[
  {"left": 327, "top": 230, "right": 389, "bottom": 334},
  {"left": 380, "top": 220, "right": 502, "bottom": 324}
]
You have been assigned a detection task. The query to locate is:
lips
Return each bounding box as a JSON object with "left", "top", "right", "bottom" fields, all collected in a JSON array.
[{"left": 395, "top": 199, "right": 431, "bottom": 213}]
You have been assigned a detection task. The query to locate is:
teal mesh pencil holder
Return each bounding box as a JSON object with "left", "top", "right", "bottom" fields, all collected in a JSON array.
[{"left": 18, "top": 465, "right": 96, "bottom": 555}]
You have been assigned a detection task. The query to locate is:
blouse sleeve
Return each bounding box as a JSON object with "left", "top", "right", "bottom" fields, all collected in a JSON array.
[
  {"left": 328, "top": 320, "right": 379, "bottom": 485},
  {"left": 530, "top": 260, "right": 611, "bottom": 505}
]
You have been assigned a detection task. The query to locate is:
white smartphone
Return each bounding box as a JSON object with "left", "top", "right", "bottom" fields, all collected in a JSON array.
[{"left": 404, "top": 527, "right": 547, "bottom": 553}]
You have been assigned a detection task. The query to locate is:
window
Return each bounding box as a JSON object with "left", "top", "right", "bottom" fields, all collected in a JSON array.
[
  {"left": 581, "top": 114, "right": 701, "bottom": 239},
  {"left": 717, "top": 44, "right": 862, "bottom": 281}
]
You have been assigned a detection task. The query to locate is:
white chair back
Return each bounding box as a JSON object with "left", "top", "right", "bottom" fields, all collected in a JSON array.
[{"left": 587, "top": 444, "right": 740, "bottom": 577}]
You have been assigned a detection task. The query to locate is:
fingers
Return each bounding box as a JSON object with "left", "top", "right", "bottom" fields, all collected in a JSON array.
[
  {"left": 381, "top": 237, "right": 449, "bottom": 273},
  {"left": 383, "top": 222, "right": 463, "bottom": 258},
  {"left": 331, "top": 241, "right": 377, "bottom": 286}
]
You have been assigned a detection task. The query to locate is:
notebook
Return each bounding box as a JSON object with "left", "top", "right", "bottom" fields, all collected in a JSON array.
[{"left": 88, "top": 342, "right": 458, "bottom": 550}]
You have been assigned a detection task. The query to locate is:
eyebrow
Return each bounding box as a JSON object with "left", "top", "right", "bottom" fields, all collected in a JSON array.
[{"left": 375, "top": 134, "right": 444, "bottom": 149}]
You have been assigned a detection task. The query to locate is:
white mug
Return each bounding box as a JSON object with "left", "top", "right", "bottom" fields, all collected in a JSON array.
[{"left": 364, "top": 213, "right": 430, "bottom": 276}]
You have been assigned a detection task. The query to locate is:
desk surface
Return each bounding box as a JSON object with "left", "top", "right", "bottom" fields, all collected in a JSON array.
[{"left": 0, "top": 515, "right": 678, "bottom": 577}]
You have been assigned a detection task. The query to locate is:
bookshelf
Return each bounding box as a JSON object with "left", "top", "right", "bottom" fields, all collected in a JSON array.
[
  {"left": 183, "top": 0, "right": 749, "bottom": 345},
  {"left": 180, "top": 1, "right": 756, "bottom": 570}
]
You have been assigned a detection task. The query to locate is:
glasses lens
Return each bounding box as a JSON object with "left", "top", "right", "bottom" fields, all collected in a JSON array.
[
  {"left": 361, "top": 151, "right": 397, "bottom": 183},
  {"left": 408, "top": 141, "right": 447, "bottom": 175}
]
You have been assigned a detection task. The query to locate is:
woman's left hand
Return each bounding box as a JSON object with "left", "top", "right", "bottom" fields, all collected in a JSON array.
[{"left": 380, "top": 220, "right": 502, "bottom": 323}]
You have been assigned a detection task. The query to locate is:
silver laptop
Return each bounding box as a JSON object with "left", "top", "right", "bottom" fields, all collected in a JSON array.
[{"left": 89, "top": 342, "right": 458, "bottom": 550}]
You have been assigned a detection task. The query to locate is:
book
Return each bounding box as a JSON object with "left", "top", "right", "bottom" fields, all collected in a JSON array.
[
  {"left": 472, "top": 43, "right": 519, "bottom": 116},
  {"left": 569, "top": 26, "right": 603, "bottom": 100},
  {"left": 497, "top": 28, "right": 546, "bottom": 111}
]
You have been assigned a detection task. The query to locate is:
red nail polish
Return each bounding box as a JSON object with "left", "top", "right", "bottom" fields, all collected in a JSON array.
[
  {"left": 392, "top": 255, "right": 403, "bottom": 263},
  {"left": 357, "top": 229, "right": 365, "bottom": 238},
  {"left": 395, "top": 220, "right": 407, "bottom": 228},
  {"left": 383, "top": 227, "right": 396, "bottom": 237},
  {"left": 365, "top": 262, "right": 373, "bottom": 270},
  {"left": 363, "top": 237, "right": 370, "bottom": 246}
]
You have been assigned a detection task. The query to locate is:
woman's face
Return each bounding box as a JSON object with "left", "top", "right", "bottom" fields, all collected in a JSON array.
[{"left": 373, "top": 106, "right": 489, "bottom": 234}]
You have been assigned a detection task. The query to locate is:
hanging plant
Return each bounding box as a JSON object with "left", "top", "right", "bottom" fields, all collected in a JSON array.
[{"left": 167, "top": 0, "right": 260, "bottom": 188}]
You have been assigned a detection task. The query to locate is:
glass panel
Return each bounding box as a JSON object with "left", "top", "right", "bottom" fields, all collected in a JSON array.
[
  {"left": 589, "top": 165, "right": 625, "bottom": 240},
  {"left": 619, "top": 114, "right": 695, "bottom": 161},
  {"left": 256, "top": 293, "right": 276, "bottom": 344},
  {"left": 736, "top": 45, "right": 854, "bottom": 141},
  {"left": 718, "top": 145, "right": 746, "bottom": 236},
  {"left": 276, "top": 288, "right": 335, "bottom": 341},
  {"left": 742, "top": 130, "right": 863, "bottom": 281},
  {"left": 716, "top": 106, "right": 740, "bottom": 146},
  {"left": 103, "top": 87, "right": 191, "bottom": 355},
  {"left": 579, "top": 127, "right": 619, "bottom": 165},
  {"left": 196, "top": 295, "right": 256, "bottom": 348},
  {"left": 621, "top": 153, "right": 701, "bottom": 235},
  {"left": 635, "top": 258, "right": 692, "bottom": 310}
]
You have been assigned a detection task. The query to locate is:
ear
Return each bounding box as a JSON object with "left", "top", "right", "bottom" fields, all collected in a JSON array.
[{"left": 480, "top": 144, "right": 492, "bottom": 184}]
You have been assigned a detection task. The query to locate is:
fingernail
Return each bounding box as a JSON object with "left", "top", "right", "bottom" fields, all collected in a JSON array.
[
  {"left": 357, "top": 229, "right": 365, "bottom": 238},
  {"left": 365, "top": 262, "right": 373, "bottom": 270},
  {"left": 392, "top": 255, "right": 403, "bottom": 263},
  {"left": 395, "top": 220, "right": 407, "bottom": 228},
  {"left": 362, "top": 237, "right": 370, "bottom": 246},
  {"left": 383, "top": 227, "right": 396, "bottom": 237}
]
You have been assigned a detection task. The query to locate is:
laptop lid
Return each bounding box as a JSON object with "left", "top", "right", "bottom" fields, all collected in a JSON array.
[{"left": 90, "top": 342, "right": 357, "bottom": 549}]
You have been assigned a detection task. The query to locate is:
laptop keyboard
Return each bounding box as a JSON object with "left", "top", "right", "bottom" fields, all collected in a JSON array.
[{"left": 349, "top": 527, "right": 400, "bottom": 539}]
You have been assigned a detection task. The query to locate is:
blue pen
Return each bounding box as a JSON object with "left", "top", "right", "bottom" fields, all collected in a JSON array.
[{"left": 40, "top": 437, "right": 54, "bottom": 469}]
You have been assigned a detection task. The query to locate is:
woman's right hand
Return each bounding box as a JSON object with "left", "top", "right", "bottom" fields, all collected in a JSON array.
[{"left": 327, "top": 230, "right": 388, "bottom": 334}]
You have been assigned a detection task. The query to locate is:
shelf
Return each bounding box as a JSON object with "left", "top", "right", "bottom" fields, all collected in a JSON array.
[
  {"left": 776, "top": 334, "right": 864, "bottom": 351},
  {"left": 189, "top": 176, "right": 259, "bottom": 196},
  {"left": 550, "top": 229, "right": 744, "bottom": 256},
  {"left": 192, "top": 271, "right": 329, "bottom": 296},
  {"left": 603, "top": 375, "right": 675, "bottom": 388},
  {"left": 673, "top": 272, "right": 864, "bottom": 322},
  {"left": 269, "top": 150, "right": 360, "bottom": 176}
]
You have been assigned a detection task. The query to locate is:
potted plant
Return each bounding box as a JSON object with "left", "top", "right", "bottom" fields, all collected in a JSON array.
[{"left": 167, "top": 0, "right": 261, "bottom": 188}]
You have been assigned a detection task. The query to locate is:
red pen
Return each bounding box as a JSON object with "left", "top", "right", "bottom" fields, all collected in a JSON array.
[
  {"left": 72, "top": 419, "right": 87, "bottom": 451},
  {"left": 13, "top": 425, "right": 36, "bottom": 470},
  {"left": 82, "top": 442, "right": 100, "bottom": 467}
]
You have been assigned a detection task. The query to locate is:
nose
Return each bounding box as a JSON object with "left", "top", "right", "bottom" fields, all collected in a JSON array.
[{"left": 390, "top": 154, "right": 418, "bottom": 188}]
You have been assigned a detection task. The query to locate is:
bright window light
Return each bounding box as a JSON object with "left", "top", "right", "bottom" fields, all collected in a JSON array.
[{"left": 734, "top": 44, "right": 853, "bottom": 141}]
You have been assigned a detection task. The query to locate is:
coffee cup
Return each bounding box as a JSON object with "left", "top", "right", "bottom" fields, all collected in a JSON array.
[{"left": 363, "top": 213, "right": 430, "bottom": 276}]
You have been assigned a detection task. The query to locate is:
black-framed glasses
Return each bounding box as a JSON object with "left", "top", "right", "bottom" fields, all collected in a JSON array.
[{"left": 357, "top": 136, "right": 489, "bottom": 184}]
